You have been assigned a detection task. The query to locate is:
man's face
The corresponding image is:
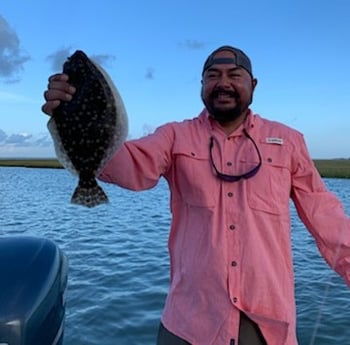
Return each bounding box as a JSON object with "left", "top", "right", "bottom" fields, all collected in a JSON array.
[{"left": 201, "top": 50, "right": 257, "bottom": 123}]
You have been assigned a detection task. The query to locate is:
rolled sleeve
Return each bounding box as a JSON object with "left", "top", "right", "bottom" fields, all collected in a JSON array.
[
  {"left": 291, "top": 134, "right": 350, "bottom": 286},
  {"left": 98, "top": 124, "right": 174, "bottom": 191}
]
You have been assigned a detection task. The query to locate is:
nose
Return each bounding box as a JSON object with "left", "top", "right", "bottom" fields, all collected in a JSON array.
[{"left": 215, "top": 74, "right": 233, "bottom": 88}]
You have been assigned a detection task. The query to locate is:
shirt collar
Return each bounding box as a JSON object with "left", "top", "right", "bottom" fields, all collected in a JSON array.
[{"left": 200, "top": 108, "right": 256, "bottom": 137}]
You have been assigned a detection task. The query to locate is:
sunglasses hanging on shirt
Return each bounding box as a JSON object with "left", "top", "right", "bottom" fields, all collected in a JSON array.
[{"left": 209, "top": 128, "right": 262, "bottom": 182}]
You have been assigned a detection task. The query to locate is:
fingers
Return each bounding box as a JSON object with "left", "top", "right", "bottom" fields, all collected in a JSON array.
[
  {"left": 48, "top": 73, "right": 69, "bottom": 83},
  {"left": 41, "top": 100, "right": 61, "bottom": 115},
  {"left": 43, "top": 87, "right": 73, "bottom": 102},
  {"left": 41, "top": 73, "right": 76, "bottom": 116},
  {"left": 47, "top": 73, "right": 76, "bottom": 96}
]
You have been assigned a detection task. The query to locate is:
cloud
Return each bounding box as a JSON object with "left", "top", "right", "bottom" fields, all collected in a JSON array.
[
  {"left": 46, "top": 48, "right": 117, "bottom": 71},
  {"left": 0, "top": 128, "right": 7, "bottom": 142},
  {"left": 0, "top": 15, "right": 30, "bottom": 83},
  {"left": 179, "top": 40, "right": 206, "bottom": 50},
  {"left": 5, "top": 133, "right": 32, "bottom": 146},
  {"left": 0, "top": 122, "right": 148, "bottom": 158},
  {"left": 0, "top": 129, "right": 54, "bottom": 158},
  {"left": 46, "top": 47, "right": 72, "bottom": 72},
  {"left": 141, "top": 123, "right": 156, "bottom": 136},
  {"left": 90, "top": 53, "right": 116, "bottom": 68},
  {"left": 145, "top": 67, "right": 154, "bottom": 80}
]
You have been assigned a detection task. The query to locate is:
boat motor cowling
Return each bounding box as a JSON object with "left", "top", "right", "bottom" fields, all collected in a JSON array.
[{"left": 0, "top": 236, "right": 68, "bottom": 345}]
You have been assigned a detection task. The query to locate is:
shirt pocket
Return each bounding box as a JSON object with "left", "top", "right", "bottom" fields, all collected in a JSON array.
[
  {"left": 245, "top": 143, "right": 291, "bottom": 215},
  {"left": 172, "top": 150, "right": 218, "bottom": 208}
]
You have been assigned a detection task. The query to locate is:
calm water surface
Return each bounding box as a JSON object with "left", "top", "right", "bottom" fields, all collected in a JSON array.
[{"left": 1, "top": 167, "right": 349, "bottom": 345}]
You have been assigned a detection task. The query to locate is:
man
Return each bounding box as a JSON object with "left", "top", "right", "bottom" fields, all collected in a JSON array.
[{"left": 42, "top": 45, "right": 350, "bottom": 345}]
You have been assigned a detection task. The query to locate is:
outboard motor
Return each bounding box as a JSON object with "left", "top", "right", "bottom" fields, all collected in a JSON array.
[{"left": 0, "top": 236, "right": 68, "bottom": 345}]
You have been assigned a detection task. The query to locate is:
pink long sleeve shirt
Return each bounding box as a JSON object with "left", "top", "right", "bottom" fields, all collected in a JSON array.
[{"left": 98, "top": 109, "right": 350, "bottom": 345}]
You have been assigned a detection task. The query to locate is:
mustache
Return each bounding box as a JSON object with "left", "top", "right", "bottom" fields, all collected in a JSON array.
[{"left": 211, "top": 88, "right": 239, "bottom": 98}]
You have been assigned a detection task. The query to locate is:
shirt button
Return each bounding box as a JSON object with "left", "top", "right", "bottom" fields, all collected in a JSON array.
[
  {"left": 227, "top": 161, "right": 232, "bottom": 166},
  {"left": 231, "top": 261, "right": 237, "bottom": 267},
  {"left": 229, "top": 224, "right": 236, "bottom": 230},
  {"left": 232, "top": 297, "right": 238, "bottom": 303},
  {"left": 227, "top": 192, "right": 234, "bottom": 197}
]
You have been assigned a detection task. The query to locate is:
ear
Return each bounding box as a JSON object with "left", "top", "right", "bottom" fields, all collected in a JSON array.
[
  {"left": 200, "top": 80, "right": 204, "bottom": 98},
  {"left": 252, "top": 78, "right": 258, "bottom": 91}
]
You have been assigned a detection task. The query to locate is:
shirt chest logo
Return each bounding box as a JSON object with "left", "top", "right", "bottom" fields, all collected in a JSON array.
[{"left": 265, "top": 137, "right": 284, "bottom": 145}]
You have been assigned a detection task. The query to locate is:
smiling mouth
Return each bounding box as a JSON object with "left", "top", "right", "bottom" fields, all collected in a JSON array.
[
  {"left": 212, "top": 91, "right": 237, "bottom": 103},
  {"left": 216, "top": 93, "right": 232, "bottom": 99}
]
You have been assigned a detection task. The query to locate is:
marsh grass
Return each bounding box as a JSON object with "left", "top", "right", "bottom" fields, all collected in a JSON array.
[
  {"left": 313, "top": 159, "right": 350, "bottom": 179},
  {"left": 0, "top": 158, "right": 63, "bottom": 169},
  {"left": 1, "top": 158, "right": 350, "bottom": 178}
]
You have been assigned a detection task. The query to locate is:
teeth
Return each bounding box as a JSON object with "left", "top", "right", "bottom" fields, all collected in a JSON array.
[
  {"left": 217, "top": 93, "right": 231, "bottom": 97},
  {"left": 215, "top": 91, "right": 233, "bottom": 96}
]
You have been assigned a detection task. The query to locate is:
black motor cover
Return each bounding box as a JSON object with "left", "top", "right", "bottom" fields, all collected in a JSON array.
[{"left": 0, "top": 237, "right": 68, "bottom": 345}]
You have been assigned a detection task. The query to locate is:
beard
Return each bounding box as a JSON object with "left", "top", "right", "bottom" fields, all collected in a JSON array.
[{"left": 201, "top": 88, "right": 252, "bottom": 124}]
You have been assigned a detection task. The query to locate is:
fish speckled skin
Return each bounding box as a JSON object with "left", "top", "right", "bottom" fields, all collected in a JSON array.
[{"left": 48, "top": 50, "right": 128, "bottom": 207}]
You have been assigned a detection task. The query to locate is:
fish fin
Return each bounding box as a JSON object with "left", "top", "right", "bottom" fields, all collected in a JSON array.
[
  {"left": 47, "top": 117, "right": 78, "bottom": 176},
  {"left": 71, "top": 184, "right": 109, "bottom": 208}
]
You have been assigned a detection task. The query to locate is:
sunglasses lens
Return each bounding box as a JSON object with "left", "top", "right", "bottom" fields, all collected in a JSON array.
[{"left": 210, "top": 130, "right": 261, "bottom": 182}]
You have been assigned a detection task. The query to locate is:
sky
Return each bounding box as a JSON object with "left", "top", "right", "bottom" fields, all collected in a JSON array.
[{"left": 0, "top": 0, "right": 349, "bottom": 158}]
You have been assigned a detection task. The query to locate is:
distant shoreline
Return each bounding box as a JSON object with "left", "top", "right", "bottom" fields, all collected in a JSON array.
[
  {"left": 0, "top": 158, "right": 63, "bottom": 169},
  {"left": 0, "top": 158, "right": 350, "bottom": 179}
]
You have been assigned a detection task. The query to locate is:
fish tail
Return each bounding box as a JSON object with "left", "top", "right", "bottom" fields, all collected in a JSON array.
[{"left": 71, "top": 182, "right": 109, "bottom": 208}]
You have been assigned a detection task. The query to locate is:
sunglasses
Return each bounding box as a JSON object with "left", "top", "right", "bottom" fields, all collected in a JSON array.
[{"left": 209, "top": 128, "right": 262, "bottom": 182}]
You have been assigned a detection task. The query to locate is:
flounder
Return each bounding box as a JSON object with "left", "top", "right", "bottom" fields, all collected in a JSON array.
[{"left": 48, "top": 50, "right": 128, "bottom": 208}]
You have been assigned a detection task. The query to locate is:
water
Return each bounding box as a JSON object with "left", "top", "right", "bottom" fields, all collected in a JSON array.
[{"left": 1, "top": 167, "right": 349, "bottom": 345}]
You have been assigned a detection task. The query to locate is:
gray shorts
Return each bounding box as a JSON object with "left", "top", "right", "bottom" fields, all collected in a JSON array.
[{"left": 156, "top": 312, "right": 267, "bottom": 345}]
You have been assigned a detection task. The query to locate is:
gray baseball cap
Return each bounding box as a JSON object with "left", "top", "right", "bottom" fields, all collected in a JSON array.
[{"left": 202, "top": 45, "right": 253, "bottom": 77}]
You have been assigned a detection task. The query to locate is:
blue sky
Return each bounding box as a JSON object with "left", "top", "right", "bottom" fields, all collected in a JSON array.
[{"left": 0, "top": 0, "right": 349, "bottom": 158}]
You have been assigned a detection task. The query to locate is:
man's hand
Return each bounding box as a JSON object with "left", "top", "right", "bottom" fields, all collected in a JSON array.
[{"left": 41, "top": 73, "right": 76, "bottom": 115}]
